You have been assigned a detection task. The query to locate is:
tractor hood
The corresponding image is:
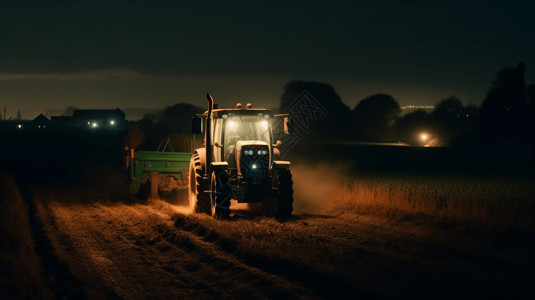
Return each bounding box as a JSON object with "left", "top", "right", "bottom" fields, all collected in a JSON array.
[{"left": 235, "top": 140, "right": 270, "bottom": 184}]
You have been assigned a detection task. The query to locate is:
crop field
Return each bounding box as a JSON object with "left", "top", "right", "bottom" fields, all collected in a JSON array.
[
  {"left": 290, "top": 142, "right": 535, "bottom": 233},
  {"left": 300, "top": 169, "right": 535, "bottom": 231}
]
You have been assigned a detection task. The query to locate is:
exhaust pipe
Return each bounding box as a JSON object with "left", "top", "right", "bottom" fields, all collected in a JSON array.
[{"left": 205, "top": 93, "right": 214, "bottom": 177}]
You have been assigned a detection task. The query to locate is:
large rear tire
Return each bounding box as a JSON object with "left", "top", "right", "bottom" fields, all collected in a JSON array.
[
  {"left": 189, "top": 152, "right": 210, "bottom": 214},
  {"left": 276, "top": 168, "right": 293, "bottom": 218},
  {"left": 211, "top": 169, "right": 231, "bottom": 219}
]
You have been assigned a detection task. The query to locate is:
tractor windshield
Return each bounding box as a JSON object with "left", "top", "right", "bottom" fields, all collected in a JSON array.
[{"left": 223, "top": 115, "right": 271, "bottom": 161}]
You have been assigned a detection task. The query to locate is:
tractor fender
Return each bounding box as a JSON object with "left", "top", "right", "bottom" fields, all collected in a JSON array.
[
  {"left": 272, "top": 160, "right": 291, "bottom": 170},
  {"left": 209, "top": 161, "right": 228, "bottom": 176}
]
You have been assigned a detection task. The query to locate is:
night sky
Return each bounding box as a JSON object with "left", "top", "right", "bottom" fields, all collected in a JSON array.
[{"left": 1, "top": 0, "right": 534, "bottom": 120}]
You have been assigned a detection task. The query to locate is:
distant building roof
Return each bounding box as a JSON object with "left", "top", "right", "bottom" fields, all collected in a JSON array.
[
  {"left": 32, "top": 114, "right": 50, "bottom": 125},
  {"left": 72, "top": 108, "right": 125, "bottom": 119}
]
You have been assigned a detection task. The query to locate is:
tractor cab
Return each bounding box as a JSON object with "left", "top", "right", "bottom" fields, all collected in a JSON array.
[{"left": 212, "top": 109, "right": 273, "bottom": 171}]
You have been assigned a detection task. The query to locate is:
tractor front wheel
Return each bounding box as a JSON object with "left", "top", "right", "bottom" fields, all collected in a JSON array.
[
  {"left": 276, "top": 168, "right": 293, "bottom": 218},
  {"left": 210, "top": 169, "right": 231, "bottom": 219}
]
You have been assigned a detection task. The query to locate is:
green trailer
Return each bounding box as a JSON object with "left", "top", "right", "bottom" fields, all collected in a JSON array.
[{"left": 128, "top": 150, "right": 191, "bottom": 197}]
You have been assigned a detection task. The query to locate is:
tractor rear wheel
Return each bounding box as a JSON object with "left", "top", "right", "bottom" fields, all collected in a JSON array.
[
  {"left": 276, "top": 168, "right": 293, "bottom": 218},
  {"left": 189, "top": 152, "right": 210, "bottom": 214},
  {"left": 210, "top": 169, "right": 231, "bottom": 219}
]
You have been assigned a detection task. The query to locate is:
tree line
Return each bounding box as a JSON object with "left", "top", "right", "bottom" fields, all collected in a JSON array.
[
  {"left": 128, "top": 62, "right": 534, "bottom": 150},
  {"left": 280, "top": 62, "right": 535, "bottom": 146}
]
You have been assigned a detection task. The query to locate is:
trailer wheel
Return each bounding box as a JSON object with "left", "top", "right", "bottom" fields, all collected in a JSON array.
[
  {"left": 276, "top": 168, "right": 293, "bottom": 218},
  {"left": 210, "top": 169, "right": 231, "bottom": 219},
  {"left": 189, "top": 153, "right": 210, "bottom": 213}
]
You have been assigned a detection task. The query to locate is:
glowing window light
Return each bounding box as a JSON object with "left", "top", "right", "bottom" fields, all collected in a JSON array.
[{"left": 110, "top": 120, "right": 115, "bottom": 125}]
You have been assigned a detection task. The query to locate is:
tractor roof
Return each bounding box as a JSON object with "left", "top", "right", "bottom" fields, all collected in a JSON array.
[{"left": 198, "top": 107, "right": 275, "bottom": 118}]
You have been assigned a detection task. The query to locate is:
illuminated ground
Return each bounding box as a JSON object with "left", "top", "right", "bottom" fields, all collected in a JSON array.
[{"left": 30, "top": 168, "right": 534, "bottom": 299}]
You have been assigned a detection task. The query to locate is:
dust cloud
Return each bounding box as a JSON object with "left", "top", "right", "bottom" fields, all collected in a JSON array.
[
  {"left": 76, "top": 162, "right": 355, "bottom": 217},
  {"left": 291, "top": 163, "right": 353, "bottom": 214}
]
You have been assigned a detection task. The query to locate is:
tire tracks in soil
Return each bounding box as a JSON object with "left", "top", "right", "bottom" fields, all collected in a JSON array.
[
  {"left": 171, "top": 213, "right": 372, "bottom": 299},
  {"left": 22, "top": 186, "right": 87, "bottom": 299},
  {"left": 37, "top": 198, "right": 315, "bottom": 299}
]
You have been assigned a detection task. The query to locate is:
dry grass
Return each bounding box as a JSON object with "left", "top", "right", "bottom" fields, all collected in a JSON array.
[
  {"left": 292, "top": 165, "right": 535, "bottom": 232},
  {"left": 0, "top": 172, "right": 51, "bottom": 299},
  {"left": 337, "top": 176, "right": 534, "bottom": 231}
]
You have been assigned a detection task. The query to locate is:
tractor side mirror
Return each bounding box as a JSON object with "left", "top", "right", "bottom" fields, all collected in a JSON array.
[
  {"left": 283, "top": 116, "right": 291, "bottom": 134},
  {"left": 192, "top": 117, "right": 202, "bottom": 134}
]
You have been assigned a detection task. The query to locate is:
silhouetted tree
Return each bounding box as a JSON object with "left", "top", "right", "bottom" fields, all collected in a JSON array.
[
  {"left": 64, "top": 106, "right": 77, "bottom": 116},
  {"left": 479, "top": 62, "right": 529, "bottom": 140},
  {"left": 352, "top": 94, "right": 400, "bottom": 141},
  {"left": 527, "top": 84, "right": 535, "bottom": 166},
  {"left": 141, "top": 112, "right": 158, "bottom": 122},
  {"left": 123, "top": 124, "right": 146, "bottom": 150},
  {"left": 527, "top": 84, "right": 535, "bottom": 124},
  {"left": 133, "top": 103, "right": 204, "bottom": 151},
  {"left": 527, "top": 84, "right": 535, "bottom": 104},
  {"left": 279, "top": 80, "right": 351, "bottom": 138},
  {"left": 433, "top": 96, "right": 464, "bottom": 117},
  {"left": 16, "top": 110, "right": 21, "bottom": 120},
  {"left": 430, "top": 96, "right": 465, "bottom": 143},
  {"left": 159, "top": 103, "right": 204, "bottom": 134}
]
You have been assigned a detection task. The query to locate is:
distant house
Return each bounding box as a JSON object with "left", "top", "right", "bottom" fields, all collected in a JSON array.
[
  {"left": 0, "top": 119, "right": 30, "bottom": 131},
  {"left": 50, "top": 115, "right": 74, "bottom": 130},
  {"left": 49, "top": 108, "right": 127, "bottom": 130},
  {"left": 32, "top": 114, "right": 50, "bottom": 129},
  {"left": 0, "top": 114, "right": 49, "bottom": 131},
  {"left": 72, "top": 108, "right": 126, "bottom": 130}
]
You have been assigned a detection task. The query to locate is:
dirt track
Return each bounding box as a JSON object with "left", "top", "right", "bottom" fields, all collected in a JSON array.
[{"left": 32, "top": 189, "right": 534, "bottom": 299}]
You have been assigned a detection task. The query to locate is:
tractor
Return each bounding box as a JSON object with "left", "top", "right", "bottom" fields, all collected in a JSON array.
[{"left": 189, "top": 94, "right": 293, "bottom": 218}]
